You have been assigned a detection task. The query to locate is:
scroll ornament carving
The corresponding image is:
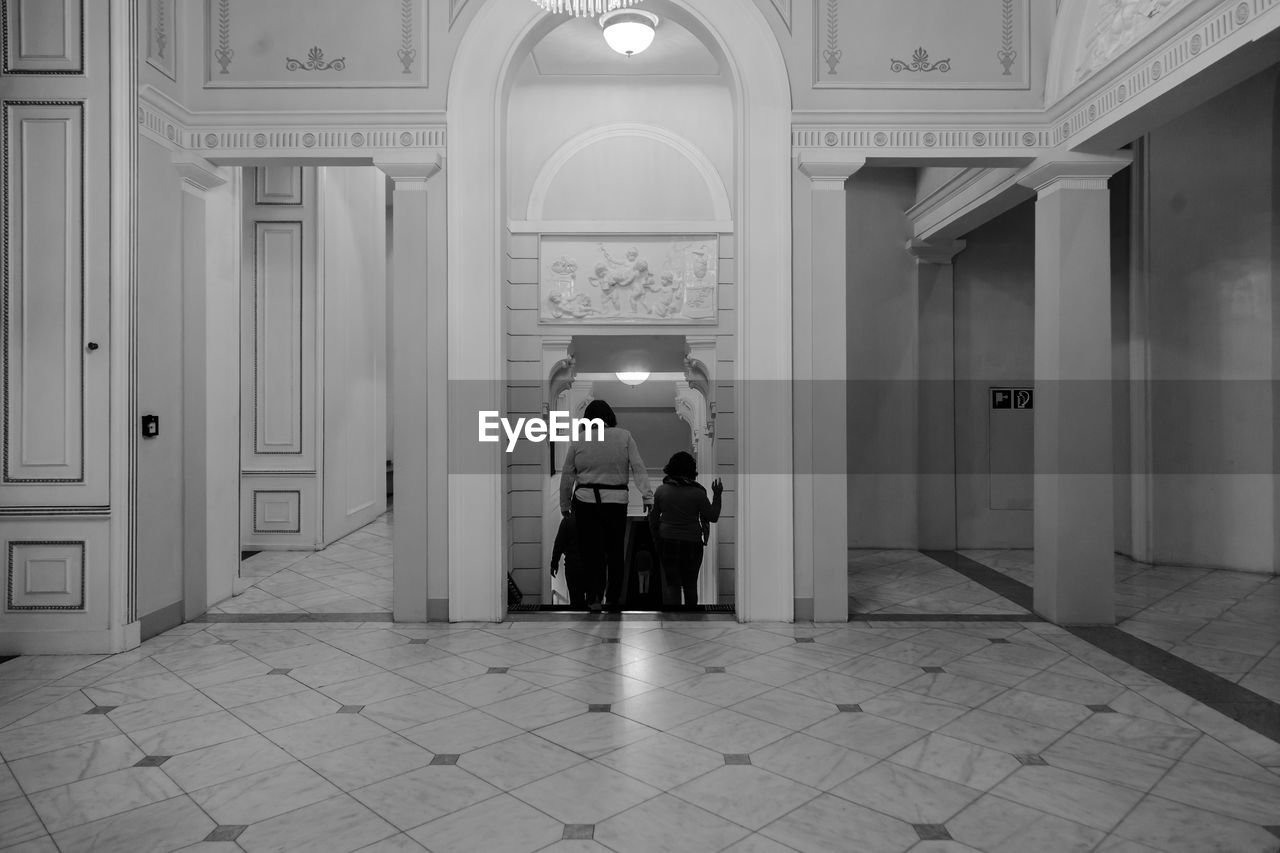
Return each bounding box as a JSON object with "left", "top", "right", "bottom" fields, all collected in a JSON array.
[
  {"left": 286, "top": 46, "right": 346, "bottom": 72},
  {"left": 1076, "top": 0, "right": 1181, "bottom": 82},
  {"left": 890, "top": 47, "right": 951, "bottom": 74}
]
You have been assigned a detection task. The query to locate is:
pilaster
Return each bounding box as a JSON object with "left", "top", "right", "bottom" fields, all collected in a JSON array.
[
  {"left": 1020, "top": 160, "right": 1127, "bottom": 625},
  {"left": 907, "top": 239, "right": 966, "bottom": 550},
  {"left": 794, "top": 153, "right": 864, "bottom": 622},
  {"left": 377, "top": 156, "right": 446, "bottom": 621}
]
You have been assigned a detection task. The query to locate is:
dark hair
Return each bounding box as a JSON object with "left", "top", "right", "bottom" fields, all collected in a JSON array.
[
  {"left": 583, "top": 399, "right": 617, "bottom": 428},
  {"left": 664, "top": 451, "right": 697, "bottom": 479}
]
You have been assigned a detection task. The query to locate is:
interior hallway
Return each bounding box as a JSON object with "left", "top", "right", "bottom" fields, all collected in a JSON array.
[{"left": 4, "top": 616, "right": 1280, "bottom": 853}]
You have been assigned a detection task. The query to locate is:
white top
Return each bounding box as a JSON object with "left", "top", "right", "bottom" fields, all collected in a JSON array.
[{"left": 559, "top": 427, "right": 653, "bottom": 513}]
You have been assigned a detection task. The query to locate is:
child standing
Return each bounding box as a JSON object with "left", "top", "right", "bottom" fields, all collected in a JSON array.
[
  {"left": 550, "top": 512, "right": 588, "bottom": 609},
  {"left": 648, "top": 451, "right": 723, "bottom": 608}
]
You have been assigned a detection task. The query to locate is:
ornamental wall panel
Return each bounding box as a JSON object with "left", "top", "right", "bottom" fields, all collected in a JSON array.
[
  {"left": 2, "top": 101, "right": 108, "bottom": 508},
  {"left": 2, "top": 0, "right": 83, "bottom": 74},
  {"left": 204, "top": 0, "right": 426, "bottom": 88},
  {"left": 814, "top": 0, "right": 1030, "bottom": 89}
]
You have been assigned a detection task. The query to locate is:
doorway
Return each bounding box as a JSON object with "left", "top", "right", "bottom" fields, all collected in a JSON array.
[
  {"left": 205, "top": 165, "right": 394, "bottom": 618},
  {"left": 531, "top": 334, "right": 722, "bottom": 613}
]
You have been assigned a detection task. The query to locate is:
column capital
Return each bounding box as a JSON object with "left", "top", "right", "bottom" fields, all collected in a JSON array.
[
  {"left": 375, "top": 152, "right": 443, "bottom": 188},
  {"left": 906, "top": 239, "right": 966, "bottom": 265},
  {"left": 172, "top": 153, "right": 228, "bottom": 195},
  {"left": 797, "top": 152, "right": 866, "bottom": 190},
  {"left": 1017, "top": 154, "right": 1131, "bottom": 198}
]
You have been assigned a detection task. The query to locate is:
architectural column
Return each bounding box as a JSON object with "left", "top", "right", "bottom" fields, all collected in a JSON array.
[
  {"left": 794, "top": 153, "right": 864, "bottom": 622},
  {"left": 174, "top": 155, "right": 233, "bottom": 619},
  {"left": 908, "top": 239, "right": 966, "bottom": 550},
  {"left": 377, "top": 155, "right": 445, "bottom": 622},
  {"left": 1019, "top": 161, "right": 1127, "bottom": 624}
]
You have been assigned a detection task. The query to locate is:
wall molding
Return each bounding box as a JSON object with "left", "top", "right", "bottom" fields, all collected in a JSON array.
[
  {"left": 526, "top": 123, "right": 733, "bottom": 223},
  {"left": 140, "top": 86, "right": 446, "bottom": 159},
  {"left": 1047, "top": 0, "right": 1280, "bottom": 146}
]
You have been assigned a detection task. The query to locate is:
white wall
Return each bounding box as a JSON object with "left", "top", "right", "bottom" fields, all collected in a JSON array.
[
  {"left": 505, "top": 67, "right": 734, "bottom": 220},
  {"left": 952, "top": 202, "right": 1036, "bottom": 548},
  {"left": 1140, "top": 66, "right": 1279, "bottom": 573},
  {"left": 135, "top": 138, "right": 187, "bottom": 630},
  {"left": 846, "top": 169, "right": 920, "bottom": 548}
]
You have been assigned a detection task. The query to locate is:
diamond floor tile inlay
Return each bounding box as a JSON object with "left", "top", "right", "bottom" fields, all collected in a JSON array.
[{"left": 6, "top": 575, "right": 1280, "bottom": 853}]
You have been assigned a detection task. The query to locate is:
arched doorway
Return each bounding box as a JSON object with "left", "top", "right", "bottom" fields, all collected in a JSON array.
[{"left": 446, "top": 0, "right": 794, "bottom": 621}]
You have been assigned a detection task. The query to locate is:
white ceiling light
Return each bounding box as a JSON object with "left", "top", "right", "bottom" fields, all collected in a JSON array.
[
  {"left": 529, "top": 0, "right": 640, "bottom": 17},
  {"left": 615, "top": 370, "right": 650, "bottom": 386},
  {"left": 599, "top": 9, "right": 659, "bottom": 57}
]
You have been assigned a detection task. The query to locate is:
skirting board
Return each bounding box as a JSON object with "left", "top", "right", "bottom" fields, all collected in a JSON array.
[
  {"left": 140, "top": 601, "right": 184, "bottom": 641},
  {"left": 0, "top": 621, "right": 141, "bottom": 655}
]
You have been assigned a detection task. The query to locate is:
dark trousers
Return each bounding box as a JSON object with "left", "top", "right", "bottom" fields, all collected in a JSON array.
[
  {"left": 562, "top": 558, "right": 589, "bottom": 609},
  {"left": 660, "top": 538, "right": 704, "bottom": 607},
  {"left": 571, "top": 499, "right": 627, "bottom": 605}
]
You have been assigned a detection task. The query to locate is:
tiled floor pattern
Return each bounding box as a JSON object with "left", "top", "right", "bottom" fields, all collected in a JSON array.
[
  {"left": 848, "top": 550, "right": 1031, "bottom": 616},
  {"left": 960, "top": 549, "right": 1280, "bottom": 705},
  {"left": 5, "top": 619, "right": 1280, "bottom": 852},
  {"left": 211, "top": 512, "right": 393, "bottom": 615}
]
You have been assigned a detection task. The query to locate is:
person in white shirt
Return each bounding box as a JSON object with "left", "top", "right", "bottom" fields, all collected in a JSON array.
[{"left": 559, "top": 400, "right": 653, "bottom": 610}]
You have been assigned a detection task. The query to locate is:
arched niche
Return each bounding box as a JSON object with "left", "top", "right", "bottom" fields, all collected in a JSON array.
[
  {"left": 526, "top": 123, "right": 734, "bottom": 223},
  {"left": 447, "top": 0, "right": 793, "bottom": 622}
]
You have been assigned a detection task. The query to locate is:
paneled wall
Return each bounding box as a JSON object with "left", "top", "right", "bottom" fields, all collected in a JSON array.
[
  {"left": 319, "top": 167, "right": 388, "bottom": 544},
  {"left": 239, "top": 166, "right": 321, "bottom": 549},
  {"left": 237, "top": 165, "right": 389, "bottom": 553},
  {"left": 1, "top": 0, "right": 118, "bottom": 650}
]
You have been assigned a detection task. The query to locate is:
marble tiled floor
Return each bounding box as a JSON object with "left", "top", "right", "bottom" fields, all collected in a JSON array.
[
  {"left": 4, "top": 618, "right": 1280, "bottom": 852},
  {"left": 962, "top": 549, "right": 1280, "bottom": 706},
  {"left": 848, "top": 550, "right": 1030, "bottom": 616},
  {"left": 211, "top": 512, "right": 394, "bottom": 615}
]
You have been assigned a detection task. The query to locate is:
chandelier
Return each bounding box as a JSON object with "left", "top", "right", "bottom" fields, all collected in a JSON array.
[{"left": 529, "top": 0, "right": 641, "bottom": 16}]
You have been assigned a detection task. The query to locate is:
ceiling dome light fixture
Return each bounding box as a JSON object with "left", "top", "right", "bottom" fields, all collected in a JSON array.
[
  {"left": 615, "top": 370, "right": 650, "bottom": 386},
  {"left": 530, "top": 0, "right": 640, "bottom": 17},
  {"left": 599, "top": 9, "right": 659, "bottom": 56}
]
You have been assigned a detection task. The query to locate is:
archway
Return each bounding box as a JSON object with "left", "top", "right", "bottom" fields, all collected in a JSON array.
[{"left": 446, "top": 0, "right": 794, "bottom": 621}]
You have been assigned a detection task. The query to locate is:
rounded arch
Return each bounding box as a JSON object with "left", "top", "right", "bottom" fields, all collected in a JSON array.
[
  {"left": 446, "top": 0, "right": 793, "bottom": 623},
  {"left": 526, "top": 122, "right": 733, "bottom": 222}
]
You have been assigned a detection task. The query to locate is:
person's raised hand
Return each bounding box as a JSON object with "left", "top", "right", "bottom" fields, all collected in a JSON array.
[{"left": 711, "top": 478, "right": 724, "bottom": 494}]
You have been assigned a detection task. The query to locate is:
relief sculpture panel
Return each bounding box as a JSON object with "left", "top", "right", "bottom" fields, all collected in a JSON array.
[{"left": 539, "top": 236, "right": 718, "bottom": 325}]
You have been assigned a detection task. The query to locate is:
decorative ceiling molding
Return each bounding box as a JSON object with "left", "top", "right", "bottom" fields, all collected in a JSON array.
[
  {"left": 770, "top": 0, "right": 792, "bottom": 33},
  {"left": 450, "top": 0, "right": 472, "bottom": 28},
  {"left": 906, "top": 166, "right": 1027, "bottom": 242},
  {"left": 138, "top": 86, "right": 446, "bottom": 159},
  {"left": 1049, "top": 0, "right": 1279, "bottom": 148},
  {"left": 792, "top": 125, "right": 1054, "bottom": 156},
  {"left": 133, "top": 0, "right": 1276, "bottom": 167}
]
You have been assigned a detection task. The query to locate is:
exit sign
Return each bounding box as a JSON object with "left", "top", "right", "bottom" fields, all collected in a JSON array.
[{"left": 991, "top": 388, "right": 1033, "bottom": 410}]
